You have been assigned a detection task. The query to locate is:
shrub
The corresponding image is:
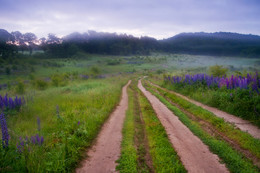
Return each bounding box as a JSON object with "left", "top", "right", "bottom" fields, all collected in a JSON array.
[
  {"left": 35, "top": 79, "right": 48, "bottom": 90},
  {"left": 51, "top": 74, "right": 68, "bottom": 87},
  {"left": 15, "top": 80, "right": 25, "bottom": 94},
  {"left": 90, "top": 66, "right": 100, "bottom": 78},
  {"left": 209, "top": 65, "right": 228, "bottom": 77},
  {"left": 51, "top": 74, "right": 61, "bottom": 87}
]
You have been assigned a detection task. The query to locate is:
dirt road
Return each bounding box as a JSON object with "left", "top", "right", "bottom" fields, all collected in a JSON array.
[
  {"left": 149, "top": 82, "right": 260, "bottom": 139},
  {"left": 76, "top": 80, "right": 131, "bottom": 173},
  {"left": 138, "top": 80, "right": 229, "bottom": 173}
]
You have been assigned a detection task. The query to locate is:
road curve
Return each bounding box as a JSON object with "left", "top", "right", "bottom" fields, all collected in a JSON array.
[
  {"left": 149, "top": 81, "right": 260, "bottom": 139},
  {"left": 76, "top": 80, "right": 131, "bottom": 173},
  {"left": 139, "top": 80, "right": 228, "bottom": 173}
]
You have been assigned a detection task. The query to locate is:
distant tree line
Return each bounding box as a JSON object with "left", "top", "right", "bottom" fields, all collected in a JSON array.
[
  {"left": 160, "top": 32, "right": 260, "bottom": 57},
  {"left": 1, "top": 29, "right": 260, "bottom": 59}
]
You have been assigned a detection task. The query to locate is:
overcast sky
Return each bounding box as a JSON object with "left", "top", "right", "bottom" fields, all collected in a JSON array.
[{"left": 0, "top": 0, "right": 260, "bottom": 39}]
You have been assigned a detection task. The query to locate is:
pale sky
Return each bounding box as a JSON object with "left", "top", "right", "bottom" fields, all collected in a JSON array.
[{"left": 0, "top": 0, "right": 260, "bottom": 39}]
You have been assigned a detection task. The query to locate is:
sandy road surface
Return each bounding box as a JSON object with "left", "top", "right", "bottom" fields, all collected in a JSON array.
[
  {"left": 76, "top": 80, "right": 131, "bottom": 173},
  {"left": 150, "top": 82, "right": 260, "bottom": 139},
  {"left": 139, "top": 80, "right": 228, "bottom": 173}
]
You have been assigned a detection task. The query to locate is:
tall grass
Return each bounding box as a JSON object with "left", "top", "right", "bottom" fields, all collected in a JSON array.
[{"left": 1, "top": 77, "right": 128, "bottom": 172}]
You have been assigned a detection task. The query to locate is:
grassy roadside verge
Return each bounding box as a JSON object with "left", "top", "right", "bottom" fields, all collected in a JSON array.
[
  {"left": 145, "top": 81, "right": 260, "bottom": 160},
  {"left": 0, "top": 77, "right": 128, "bottom": 172},
  {"left": 151, "top": 76, "right": 260, "bottom": 128},
  {"left": 143, "top": 80, "right": 259, "bottom": 173},
  {"left": 138, "top": 82, "right": 186, "bottom": 173}
]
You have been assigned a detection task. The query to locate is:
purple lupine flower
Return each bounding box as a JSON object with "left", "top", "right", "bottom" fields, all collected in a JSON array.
[
  {"left": 16, "top": 136, "right": 25, "bottom": 153},
  {"left": 25, "top": 136, "right": 29, "bottom": 144},
  {"left": 0, "top": 94, "right": 25, "bottom": 111},
  {"left": 8, "top": 98, "right": 14, "bottom": 109},
  {"left": 40, "top": 136, "right": 44, "bottom": 145},
  {"left": 31, "top": 136, "right": 36, "bottom": 144},
  {"left": 16, "top": 142, "right": 22, "bottom": 153},
  {"left": 168, "top": 72, "right": 260, "bottom": 95},
  {"left": 20, "top": 140, "right": 24, "bottom": 148},
  {"left": 14, "top": 96, "right": 19, "bottom": 106},
  {"left": 78, "top": 121, "right": 80, "bottom": 125},
  {"left": 35, "top": 134, "right": 40, "bottom": 145},
  {"left": 0, "top": 113, "right": 9, "bottom": 148},
  {"left": 3, "top": 94, "right": 8, "bottom": 107}
]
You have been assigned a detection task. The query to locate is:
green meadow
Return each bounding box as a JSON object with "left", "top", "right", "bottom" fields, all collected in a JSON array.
[{"left": 1, "top": 52, "right": 260, "bottom": 172}]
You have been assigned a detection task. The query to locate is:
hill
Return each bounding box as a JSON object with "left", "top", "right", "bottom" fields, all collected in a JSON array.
[{"left": 160, "top": 32, "right": 260, "bottom": 57}]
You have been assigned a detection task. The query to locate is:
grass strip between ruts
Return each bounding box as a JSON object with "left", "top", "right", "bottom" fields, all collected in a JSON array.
[
  {"left": 116, "top": 84, "right": 138, "bottom": 172},
  {"left": 138, "top": 85, "right": 186, "bottom": 173}
]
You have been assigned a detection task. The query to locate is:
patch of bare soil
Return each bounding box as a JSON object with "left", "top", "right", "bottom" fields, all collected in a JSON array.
[
  {"left": 149, "top": 82, "right": 260, "bottom": 139},
  {"left": 76, "top": 80, "right": 131, "bottom": 173},
  {"left": 139, "top": 80, "right": 229, "bottom": 173}
]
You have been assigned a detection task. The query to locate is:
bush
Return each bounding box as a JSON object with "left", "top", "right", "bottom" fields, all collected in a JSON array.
[
  {"left": 15, "top": 80, "right": 25, "bottom": 94},
  {"left": 107, "top": 59, "right": 120, "bottom": 65},
  {"left": 35, "top": 79, "right": 48, "bottom": 90},
  {"left": 209, "top": 65, "right": 228, "bottom": 77},
  {"left": 51, "top": 74, "right": 68, "bottom": 87},
  {"left": 90, "top": 66, "right": 100, "bottom": 78},
  {"left": 51, "top": 75, "right": 62, "bottom": 87}
]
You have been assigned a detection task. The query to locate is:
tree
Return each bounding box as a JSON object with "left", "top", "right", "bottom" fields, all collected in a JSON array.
[
  {"left": 23, "top": 32, "right": 37, "bottom": 43},
  {"left": 209, "top": 65, "right": 228, "bottom": 77},
  {"left": 23, "top": 32, "right": 37, "bottom": 55},
  {"left": 47, "top": 34, "right": 61, "bottom": 44},
  {"left": 11, "top": 31, "right": 23, "bottom": 44},
  {"left": 11, "top": 31, "right": 26, "bottom": 53}
]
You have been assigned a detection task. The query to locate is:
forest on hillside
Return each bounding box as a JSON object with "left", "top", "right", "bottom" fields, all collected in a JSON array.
[{"left": 1, "top": 29, "right": 260, "bottom": 59}]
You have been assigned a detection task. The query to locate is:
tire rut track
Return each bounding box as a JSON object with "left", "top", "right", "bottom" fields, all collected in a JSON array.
[
  {"left": 146, "top": 82, "right": 260, "bottom": 168},
  {"left": 138, "top": 79, "right": 229, "bottom": 173},
  {"left": 76, "top": 80, "right": 131, "bottom": 173}
]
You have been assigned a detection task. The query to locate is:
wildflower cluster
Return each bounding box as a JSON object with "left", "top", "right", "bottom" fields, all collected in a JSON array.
[
  {"left": 165, "top": 72, "right": 260, "bottom": 93},
  {"left": 16, "top": 134, "right": 44, "bottom": 153},
  {"left": 0, "top": 94, "right": 24, "bottom": 111}
]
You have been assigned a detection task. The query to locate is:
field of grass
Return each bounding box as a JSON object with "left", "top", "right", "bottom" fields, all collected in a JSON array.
[
  {"left": 1, "top": 52, "right": 260, "bottom": 172},
  {"left": 0, "top": 77, "right": 128, "bottom": 172},
  {"left": 1, "top": 52, "right": 259, "bottom": 85}
]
